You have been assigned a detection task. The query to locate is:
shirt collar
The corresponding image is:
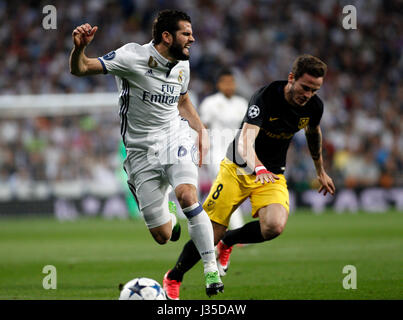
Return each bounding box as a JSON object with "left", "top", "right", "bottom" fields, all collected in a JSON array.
[
  {"left": 149, "top": 41, "right": 177, "bottom": 68},
  {"left": 218, "top": 92, "right": 233, "bottom": 101}
]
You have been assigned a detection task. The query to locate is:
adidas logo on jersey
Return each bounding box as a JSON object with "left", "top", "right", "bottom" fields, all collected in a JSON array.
[{"left": 145, "top": 69, "right": 153, "bottom": 76}]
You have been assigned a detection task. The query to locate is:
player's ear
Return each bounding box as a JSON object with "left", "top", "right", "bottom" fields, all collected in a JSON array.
[
  {"left": 288, "top": 72, "right": 295, "bottom": 84},
  {"left": 161, "top": 31, "right": 173, "bottom": 45}
]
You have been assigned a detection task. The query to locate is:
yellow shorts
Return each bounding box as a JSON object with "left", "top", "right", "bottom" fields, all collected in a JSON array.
[{"left": 203, "top": 158, "right": 289, "bottom": 227}]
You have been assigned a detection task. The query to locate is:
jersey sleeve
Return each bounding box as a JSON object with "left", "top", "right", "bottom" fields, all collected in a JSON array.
[
  {"left": 180, "top": 62, "right": 190, "bottom": 95},
  {"left": 243, "top": 88, "right": 267, "bottom": 128},
  {"left": 98, "top": 43, "right": 135, "bottom": 77},
  {"left": 308, "top": 98, "right": 324, "bottom": 127}
]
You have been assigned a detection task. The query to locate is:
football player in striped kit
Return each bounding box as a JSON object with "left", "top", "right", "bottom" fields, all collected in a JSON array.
[{"left": 69, "top": 10, "right": 223, "bottom": 299}]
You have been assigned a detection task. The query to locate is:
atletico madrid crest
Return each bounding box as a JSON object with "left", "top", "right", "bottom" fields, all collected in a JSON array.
[{"left": 298, "top": 117, "right": 310, "bottom": 129}]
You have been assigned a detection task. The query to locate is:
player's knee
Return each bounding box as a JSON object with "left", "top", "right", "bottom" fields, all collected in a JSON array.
[
  {"left": 152, "top": 233, "right": 170, "bottom": 245},
  {"left": 150, "top": 229, "right": 171, "bottom": 245},
  {"left": 175, "top": 185, "right": 198, "bottom": 208},
  {"left": 176, "top": 191, "right": 197, "bottom": 208},
  {"left": 261, "top": 221, "right": 285, "bottom": 240}
]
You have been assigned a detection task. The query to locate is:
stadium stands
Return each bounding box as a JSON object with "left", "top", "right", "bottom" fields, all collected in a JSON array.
[{"left": 0, "top": 1, "right": 401, "bottom": 213}]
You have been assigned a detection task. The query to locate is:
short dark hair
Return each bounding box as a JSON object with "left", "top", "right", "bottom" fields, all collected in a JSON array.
[
  {"left": 291, "top": 54, "right": 327, "bottom": 80},
  {"left": 216, "top": 67, "right": 233, "bottom": 82},
  {"left": 152, "top": 10, "right": 191, "bottom": 44}
]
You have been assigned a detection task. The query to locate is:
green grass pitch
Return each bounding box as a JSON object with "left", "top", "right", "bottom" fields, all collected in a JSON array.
[{"left": 0, "top": 210, "right": 402, "bottom": 300}]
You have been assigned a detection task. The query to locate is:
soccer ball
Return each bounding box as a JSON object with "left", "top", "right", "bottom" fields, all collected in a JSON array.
[{"left": 119, "top": 277, "right": 166, "bottom": 300}]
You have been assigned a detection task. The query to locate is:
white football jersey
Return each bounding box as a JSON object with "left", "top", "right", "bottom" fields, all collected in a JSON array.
[
  {"left": 199, "top": 92, "right": 248, "bottom": 171},
  {"left": 200, "top": 92, "right": 247, "bottom": 131},
  {"left": 98, "top": 41, "right": 190, "bottom": 151}
]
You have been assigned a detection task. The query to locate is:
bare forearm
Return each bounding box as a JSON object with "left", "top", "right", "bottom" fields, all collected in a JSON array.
[
  {"left": 239, "top": 147, "right": 262, "bottom": 171},
  {"left": 178, "top": 95, "right": 204, "bottom": 133},
  {"left": 238, "top": 123, "right": 262, "bottom": 170},
  {"left": 70, "top": 24, "right": 103, "bottom": 76},
  {"left": 305, "top": 126, "right": 325, "bottom": 174},
  {"left": 69, "top": 46, "right": 88, "bottom": 76},
  {"left": 183, "top": 109, "right": 204, "bottom": 133}
]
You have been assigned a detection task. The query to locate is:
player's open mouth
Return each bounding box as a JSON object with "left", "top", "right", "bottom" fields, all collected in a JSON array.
[{"left": 298, "top": 98, "right": 307, "bottom": 104}]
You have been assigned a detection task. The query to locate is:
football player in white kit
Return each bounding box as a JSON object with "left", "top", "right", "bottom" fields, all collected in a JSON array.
[
  {"left": 199, "top": 68, "right": 248, "bottom": 231},
  {"left": 69, "top": 10, "right": 223, "bottom": 299}
]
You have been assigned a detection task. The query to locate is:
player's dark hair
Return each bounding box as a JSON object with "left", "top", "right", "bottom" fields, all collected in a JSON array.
[
  {"left": 292, "top": 54, "right": 327, "bottom": 80},
  {"left": 216, "top": 67, "right": 233, "bottom": 82},
  {"left": 152, "top": 10, "right": 191, "bottom": 44}
]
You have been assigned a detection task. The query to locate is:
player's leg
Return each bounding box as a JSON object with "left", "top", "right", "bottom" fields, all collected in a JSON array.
[
  {"left": 216, "top": 203, "right": 288, "bottom": 275},
  {"left": 222, "top": 174, "right": 289, "bottom": 245},
  {"left": 174, "top": 183, "right": 224, "bottom": 296},
  {"left": 217, "top": 174, "right": 290, "bottom": 274},
  {"left": 133, "top": 178, "right": 177, "bottom": 244},
  {"left": 208, "top": 156, "right": 245, "bottom": 231},
  {"left": 164, "top": 158, "right": 243, "bottom": 299},
  {"left": 163, "top": 221, "right": 226, "bottom": 300},
  {"left": 203, "top": 159, "right": 250, "bottom": 276},
  {"left": 165, "top": 153, "right": 224, "bottom": 297},
  {"left": 220, "top": 203, "right": 288, "bottom": 246},
  {"left": 163, "top": 123, "right": 224, "bottom": 296},
  {"left": 257, "top": 203, "right": 289, "bottom": 239},
  {"left": 168, "top": 221, "right": 226, "bottom": 281},
  {"left": 124, "top": 152, "right": 179, "bottom": 244}
]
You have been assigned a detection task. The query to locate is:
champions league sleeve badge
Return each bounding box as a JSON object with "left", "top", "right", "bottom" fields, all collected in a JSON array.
[
  {"left": 248, "top": 105, "right": 260, "bottom": 118},
  {"left": 102, "top": 51, "right": 116, "bottom": 60}
]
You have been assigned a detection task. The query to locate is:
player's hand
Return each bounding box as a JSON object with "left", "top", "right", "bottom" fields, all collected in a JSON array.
[
  {"left": 197, "top": 128, "right": 210, "bottom": 167},
  {"left": 254, "top": 166, "right": 279, "bottom": 184},
  {"left": 317, "top": 171, "right": 335, "bottom": 196},
  {"left": 72, "top": 23, "right": 98, "bottom": 49}
]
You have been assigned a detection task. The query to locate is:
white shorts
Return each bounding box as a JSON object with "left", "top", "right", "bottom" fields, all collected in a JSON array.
[{"left": 123, "top": 119, "right": 198, "bottom": 229}]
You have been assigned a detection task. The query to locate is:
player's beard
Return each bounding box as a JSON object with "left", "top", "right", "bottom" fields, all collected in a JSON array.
[{"left": 169, "top": 37, "right": 190, "bottom": 61}]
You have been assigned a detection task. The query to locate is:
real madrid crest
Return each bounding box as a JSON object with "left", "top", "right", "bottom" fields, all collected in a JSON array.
[
  {"left": 178, "top": 70, "right": 184, "bottom": 83},
  {"left": 148, "top": 56, "right": 158, "bottom": 68}
]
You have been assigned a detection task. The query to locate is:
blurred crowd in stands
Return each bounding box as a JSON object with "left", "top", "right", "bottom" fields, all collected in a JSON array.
[
  {"left": 0, "top": 114, "right": 122, "bottom": 197},
  {"left": 0, "top": 0, "right": 402, "bottom": 196}
]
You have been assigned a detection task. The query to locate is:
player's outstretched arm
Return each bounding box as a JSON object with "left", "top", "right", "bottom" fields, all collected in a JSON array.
[
  {"left": 69, "top": 23, "right": 103, "bottom": 76},
  {"left": 178, "top": 93, "right": 209, "bottom": 167},
  {"left": 238, "top": 123, "right": 279, "bottom": 184},
  {"left": 305, "top": 125, "right": 336, "bottom": 196}
]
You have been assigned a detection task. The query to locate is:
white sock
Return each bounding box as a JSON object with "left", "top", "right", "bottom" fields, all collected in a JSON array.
[
  {"left": 229, "top": 208, "right": 244, "bottom": 230},
  {"left": 183, "top": 203, "right": 218, "bottom": 274}
]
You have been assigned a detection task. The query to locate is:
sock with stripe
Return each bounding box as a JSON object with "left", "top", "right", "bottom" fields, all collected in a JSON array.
[{"left": 183, "top": 202, "right": 217, "bottom": 274}]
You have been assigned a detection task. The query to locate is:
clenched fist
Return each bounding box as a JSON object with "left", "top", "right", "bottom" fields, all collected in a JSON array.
[{"left": 72, "top": 23, "right": 98, "bottom": 49}]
